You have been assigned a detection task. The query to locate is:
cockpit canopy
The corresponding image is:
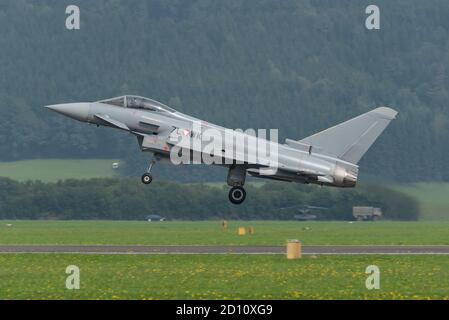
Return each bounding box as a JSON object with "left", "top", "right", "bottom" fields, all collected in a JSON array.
[{"left": 98, "top": 95, "right": 176, "bottom": 114}]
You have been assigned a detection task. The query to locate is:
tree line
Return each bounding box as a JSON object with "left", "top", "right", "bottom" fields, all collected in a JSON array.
[{"left": 0, "top": 178, "right": 419, "bottom": 220}]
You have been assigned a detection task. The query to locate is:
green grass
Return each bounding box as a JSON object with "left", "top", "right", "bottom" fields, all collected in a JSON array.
[
  {"left": 1, "top": 221, "right": 449, "bottom": 300},
  {"left": 2, "top": 220, "right": 449, "bottom": 245},
  {"left": 0, "top": 159, "right": 120, "bottom": 182},
  {"left": 393, "top": 183, "right": 449, "bottom": 221},
  {"left": 0, "top": 254, "right": 448, "bottom": 299}
]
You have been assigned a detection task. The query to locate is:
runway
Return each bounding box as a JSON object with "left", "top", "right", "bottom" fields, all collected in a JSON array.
[{"left": 1, "top": 245, "right": 449, "bottom": 254}]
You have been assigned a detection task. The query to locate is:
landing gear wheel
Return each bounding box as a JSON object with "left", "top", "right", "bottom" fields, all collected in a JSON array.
[
  {"left": 141, "top": 173, "right": 153, "bottom": 185},
  {"left": 228, "top": 186, "right": 246, "bottom": 205}
]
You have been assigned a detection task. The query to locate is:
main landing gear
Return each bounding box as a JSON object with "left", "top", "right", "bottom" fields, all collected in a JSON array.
[
  {"left": 141, "top": 158, "right": 156, "bottom": 185},
  {"left": 227, "top": 165, "right": 247, "bottom": 205},
  {"left": 228, "top": 186, "right": 246, "bottom": 205}
]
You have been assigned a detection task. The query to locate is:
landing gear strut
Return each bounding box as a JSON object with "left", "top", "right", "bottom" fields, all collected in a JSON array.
[
  {"left": 141, "top": 158, "right": 156, "bottom": 185},
  {"left": 228, "top": 186, "right": 246, "bottom": 205}
]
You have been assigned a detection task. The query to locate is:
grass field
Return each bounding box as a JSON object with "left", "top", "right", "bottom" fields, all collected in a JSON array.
[
  {"left": 393, "top": 183, "right": 449, "bottom": 221},
  {"left": 2, "top": 220, "right": 449, "bottom": 245},
  {"left": 0, "top": 159, "right": 119, "bottom": 182},
  {"left": 1, "top": 220, "right": 449, "bottom": 300},
  {"left": 0, "top": 254, "right": 448, "bottom": 299}
]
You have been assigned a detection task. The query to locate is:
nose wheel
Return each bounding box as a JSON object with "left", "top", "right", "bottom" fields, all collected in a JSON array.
[
  {"left": 228, "top": 186, "right": 246, "bottom": 205},
  {"left": 141, "top": 158, "right": 156, "bottom": 185},
  {"left": 141, "top": 173, "right": 153, "bottom": 185}
]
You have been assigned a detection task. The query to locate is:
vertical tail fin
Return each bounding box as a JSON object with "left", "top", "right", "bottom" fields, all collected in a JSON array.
[{"left": 299, "top": 107, "right": 398, "bottom": 164}]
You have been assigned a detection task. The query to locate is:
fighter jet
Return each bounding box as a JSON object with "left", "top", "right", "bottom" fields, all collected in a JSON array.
[{"left": 45, "top": 95, "right": 397, "bottom": 204}]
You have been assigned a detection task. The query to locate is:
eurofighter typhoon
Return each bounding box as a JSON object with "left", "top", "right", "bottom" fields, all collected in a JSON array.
[{"left": 45, "top": 95, "right": 397, "bottom": 204}]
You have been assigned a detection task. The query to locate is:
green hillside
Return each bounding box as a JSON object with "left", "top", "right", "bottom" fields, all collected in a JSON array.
[
  {"left": 1, "top": 1, "right": 449, "bottom": 181},
  {"left": 393, "top": 183, "right": 449, "bottom": 221},
  {"left": 0, "top": 159, "right": 119, "bottom": 182}
]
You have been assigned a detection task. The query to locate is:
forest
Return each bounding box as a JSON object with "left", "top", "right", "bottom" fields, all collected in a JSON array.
[{"left": 1, "top": 1, "right": 449, "bottom": 182}]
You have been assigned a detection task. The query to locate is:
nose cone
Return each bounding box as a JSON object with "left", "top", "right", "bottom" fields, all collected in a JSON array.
[{"left": 45, "top": 103, "right": 90, "bottom": 122}]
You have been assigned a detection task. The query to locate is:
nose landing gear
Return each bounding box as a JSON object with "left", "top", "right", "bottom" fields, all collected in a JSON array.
[
  {"left": 141, "top": 158, "right": 156, "bottom": 185},
  {"left": 141, "top": 173, "right": 153, "bottom": 184}
]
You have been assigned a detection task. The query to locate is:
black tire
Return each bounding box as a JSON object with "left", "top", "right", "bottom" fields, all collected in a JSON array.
[
  {"left": 228, "top": 186, "right": 246, "bottom": 205},
  {"left": 141, "top": 173, "right": 153, "bottom": 185}
]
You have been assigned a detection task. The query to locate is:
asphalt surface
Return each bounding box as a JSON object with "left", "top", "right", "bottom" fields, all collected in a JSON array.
[{"left": 1, "top": 245, "right": 449, "bottom": 254}]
